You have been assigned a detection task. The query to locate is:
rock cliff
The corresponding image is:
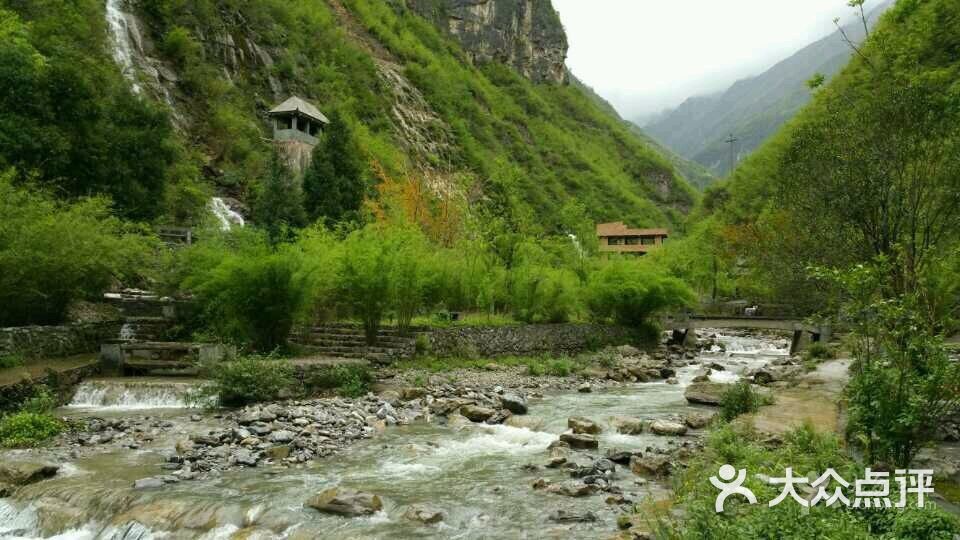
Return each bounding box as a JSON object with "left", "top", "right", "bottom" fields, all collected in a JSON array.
[{"left": 407, "top": 0, "right": 568, "bottom": 84}]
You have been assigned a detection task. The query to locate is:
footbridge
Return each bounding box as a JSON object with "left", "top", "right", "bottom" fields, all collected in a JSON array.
[{"left": 663, "top": 315, "right": 831, "bottom": 355}]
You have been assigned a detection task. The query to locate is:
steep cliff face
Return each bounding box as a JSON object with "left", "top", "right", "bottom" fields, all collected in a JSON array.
[{"left": 408, "top": 0, "right": 568, "bottom": 84}]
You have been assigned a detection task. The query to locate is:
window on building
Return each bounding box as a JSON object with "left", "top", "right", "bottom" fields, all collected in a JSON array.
[
  {"left": 624, "top": 237, "right": 640, "bottom": 245},
  {"left": 641, "top": 236, "right": 657, "bottom": 246},
  {"left": 608, "top": 237, "right": 624, "bottom": 246}
]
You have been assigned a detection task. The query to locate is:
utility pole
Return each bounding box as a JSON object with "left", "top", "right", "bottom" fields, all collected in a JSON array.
[{"left": 725, "top": 133, "right": 738, "bottom": 174}]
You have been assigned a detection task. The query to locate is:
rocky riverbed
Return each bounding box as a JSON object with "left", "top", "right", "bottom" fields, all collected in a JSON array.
[{"left": 0, "top": 331, "right": 795, "bottom": 539}]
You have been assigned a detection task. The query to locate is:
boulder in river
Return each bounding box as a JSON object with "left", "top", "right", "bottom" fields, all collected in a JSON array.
[
  {"left": 683, "top": 412, "right": 714, "bottom": 429},
  {"left": 684, "top": 382, "right": 732, "bottom": 406},
  {"left": 133, "top": 477, "right": 164, "bottom": 489},
  {"left": 568, "top": 416, "right": 601, "bottom": 435},
  {"left": 611, "top": 416, "right": 645, "bottom": 435},
  {"left": 0, "top": 461, "right": 59, "bottom": 486},
  {"left": 548, "top": 509, "right": 598, "bottom": 523},
  {"left": 460, "top": 404, "right": 496, "bottom": 422},
  {"left": 578, "top": 383, "right": 592, "bottom": 393},
  {"left": 306, "top": 487, "right": 383, "bottom": 517},
  {"left": 404, "top": 505, "right": 443, "bottom": 524},
  {"left": 499, "top": 393, "right": 528, "bottom": 415},
  {"left": 649, "top": 420, "right": 688, "bottom": 436},
  {"left": 630, "top": 454, "right": 671, "bottom": 477},
  {"left": 559, "top": 432, "right": 599, "bottom": 450}
]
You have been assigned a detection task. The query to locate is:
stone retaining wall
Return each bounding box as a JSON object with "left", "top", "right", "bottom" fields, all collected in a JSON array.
[
  {"left": 425, "top": 324, "right": 636, "bottom": 358},
  {"left": 0, "top": 362, "right": 99, "bottom": 412},
  {"left": 0, "top": 322, "right": 122, "bottom": 359}
]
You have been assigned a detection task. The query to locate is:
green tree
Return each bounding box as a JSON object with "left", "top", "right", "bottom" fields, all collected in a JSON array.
[
  {"left": 254, "top": 153, "right": 306, "bottom": 243},
  {"left": 0, "top": 173, "right": 154, "bottom": 326},
  {"left": 303, "top": 110, "right": 366, "bottom": 225},
  {"left": 585, "top": 259, "right": 694, "bottom": 330}
]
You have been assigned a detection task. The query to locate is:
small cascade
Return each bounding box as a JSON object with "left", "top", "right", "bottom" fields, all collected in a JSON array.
[
  {"left": 67, "top": 380, "right": 209, "bottom": 410},
  {"left": 711, "top": 332, "right": 789, "bottom": 358},
  {"left": 105, "top": 0, "right": 142, "bottom": 94},
  {"left": 209, "top": 197, "right": 245, "bottom": 231},
  {"left": 118, "top": 322, "right": 137, "bottom": 341}
]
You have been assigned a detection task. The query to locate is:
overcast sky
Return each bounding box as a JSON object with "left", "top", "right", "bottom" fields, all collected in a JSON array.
[{"left": 553, "top": 0, "right": 868, "bottom": 122}]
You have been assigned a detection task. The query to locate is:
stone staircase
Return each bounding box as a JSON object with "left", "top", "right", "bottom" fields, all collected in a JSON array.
[{"left": 293, "top": 323, "right": 419, "bottom": 365}]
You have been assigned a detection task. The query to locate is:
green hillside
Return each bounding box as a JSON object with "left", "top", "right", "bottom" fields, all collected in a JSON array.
[
  {"left": 678, "top": 0, "right": 960, "bottom": 310},
  {"left": 0, "top": 0, "right": 696, "bottom": 232}
]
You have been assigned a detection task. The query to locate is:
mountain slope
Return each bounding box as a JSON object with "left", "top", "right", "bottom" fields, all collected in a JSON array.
[
  {"left": 645, "top": 0, "right": 892, "bottom": 176},
  {"left": 571, "top": 75, "right": 716, "bottom": 191},
  {"left": 0, "top": 0, "right": 695, "bottom": 233}
]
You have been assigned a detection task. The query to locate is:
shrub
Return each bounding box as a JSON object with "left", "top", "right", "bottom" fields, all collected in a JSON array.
[
  {"left": 305, "top": 364, "right": 372, "bottom": 398},
  {"left": 509, "top": 264, "right": 580, "bottom": 324},
  {"left": 585, "top": 259, "right": 694, "bottom": 329},
  {"left": 0, "top": 353, "right": 24, "bottom": 369},
  {"left": 0, "top": 412, "right": 63, "bottom": 448},
  {"left": 203, "top": 356, "right": 297, "bottom": 407},
  {"left": 719, "top": 381, "right": 772, "bottom": 421},
  {"left": 0, "top": 175, "right": 154, "bottom": 326},
  {"left": 803, "top": 342, "right": 836, "bottom": 362},
  {"left": 20, "top": 386, "right": 56, "bottom": 414},
  {"left": 178, "top": 230, "right": 310, "bottom": 352}
]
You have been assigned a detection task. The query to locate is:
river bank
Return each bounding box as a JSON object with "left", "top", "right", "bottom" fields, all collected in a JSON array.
[{"left": 0, "top": 331, "right": 794, "bottom": 539}]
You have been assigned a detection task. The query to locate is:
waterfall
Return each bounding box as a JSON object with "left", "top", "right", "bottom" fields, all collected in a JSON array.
[
  {"left": 67, "top": 380, "right": 210, "bottom": 410},
  {"left": 105, "top": 0, "right": 142, "bottom": 94},
  {"left": 567, "top": 234, "right": 584, "bottom": 257},
  {"left": 209, "top": 197, "right": 245, "bottom": 231}
]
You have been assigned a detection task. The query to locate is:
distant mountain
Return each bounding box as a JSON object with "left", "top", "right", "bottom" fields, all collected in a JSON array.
[
  {"left": 644, "top": 0, "right": 893, "bottom": 177},
  {"left": 571, "top": 75, "right": 716, "bottom": 190}
]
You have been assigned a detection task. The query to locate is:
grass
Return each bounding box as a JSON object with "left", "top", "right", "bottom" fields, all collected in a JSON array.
[
  {"left": 0, "top": 353, "right": 24, "bottom": 369},
  {"left": 649, "top": 423, "right": 960, "bottom": 539},
  {"left": 801, "top": 342, "right": 837, "bottom": 371}
]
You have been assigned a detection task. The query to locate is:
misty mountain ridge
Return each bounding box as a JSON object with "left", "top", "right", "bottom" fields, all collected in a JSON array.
[{"left": 643, "top": 0, "right": 894, "bottom": 177}]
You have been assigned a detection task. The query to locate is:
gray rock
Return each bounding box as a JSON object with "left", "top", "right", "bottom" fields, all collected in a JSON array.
[
  {"left": 650, "top": 420, "right": 688, "bottom": 437},
  {"left": 133, "top": 477, "right": 164, "bottom": 489},
  {"left": 548, "top": 509, "right": 598, "bottom": 523},
  {"left": 306, "top": 487, "right": 383, "bottom": 517},
  {"left": 568, "top": 416, "right": 601, "bottom": 435},
  {"left": 630, "top": 454, "right": 671, "bottom": 477},
  {"left": 460, "top": 404, "right": 496, "bottom": 422},
  {"left": 499, "top": 393, "right": 528, "bottom": 415},
  {"left": 559, "top": 432, "right": 599, "bottom": 450},
  {"left": 684, "top": 382, "right": 732, "bottom": 406},
  {"left": 233, "top": 449, "right": 258, "bottom": 466},
  {"left": 578, "top": 383, "right": 592, "bottom": 393},
  {"left": 404, "top": 505, "right": 444, "bottom": 524},
  {"left": 683, "top": 412, "right": 714, "bottom": 429},
  {"left": 270, "top": 430, "right": 295, "bottom": 443},
  {"left": 0, "top": 461, "right": 59, "bottom": 486}
]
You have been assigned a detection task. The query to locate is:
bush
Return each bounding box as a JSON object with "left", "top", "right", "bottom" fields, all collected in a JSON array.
[
  {"left": 305, "top": 364, "right": 372, "bottom": 398},
  {"left": 803, "top": 342, "right": 836, "bottom": 362},
  {"left": 203, "top": 355, "right": 297, "bottom": 407},
  {"left": 0, "top": 175, "right": 154, "bottom": 326},
  {"left": 719, "top": 381, "right": 772, "bottom": 421},
  {"left": 509, "top": 264, "right": 580, "bottom": 324},
  {"left": 177, "top": 230, "right": 310, "bottom": 352},
  {"left": 585, "top": 259, "right": 694, "bottom": 329},
  {"left": 0, "top": 412, "right": 63, "bottom": 448},
  {"left": 0, "top": 353, "right": 23, "bottom": 369}
]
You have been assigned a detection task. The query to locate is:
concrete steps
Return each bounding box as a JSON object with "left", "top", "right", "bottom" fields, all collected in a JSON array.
[{"left": 292, "top": 324, "right": 419, "bottom": 365}]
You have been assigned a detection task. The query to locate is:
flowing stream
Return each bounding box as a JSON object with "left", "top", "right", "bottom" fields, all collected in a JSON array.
[
  {"left": 65, "top": 379, "right": 209, "bottom": 411},
  {"left": 0, "top": 332, "right": 788, "bottom": 539}
]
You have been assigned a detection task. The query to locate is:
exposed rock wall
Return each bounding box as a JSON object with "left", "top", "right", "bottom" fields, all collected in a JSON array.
[
  {"left": 0, "top": 322, "right": 122, "bottom": 359},
  {"left": 0, "top": 362, "right": 100, "bottom": 413},
  {"left": 408, "top": 0, "right": 568, "bottom": 84},
  {"left": 426, "top": 324, "right": 636, "bottom": 358}
]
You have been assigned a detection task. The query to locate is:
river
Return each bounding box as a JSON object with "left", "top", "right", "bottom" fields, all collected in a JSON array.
[{"left": 0, "top": 332, "right": 789, "bottom": 539}]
